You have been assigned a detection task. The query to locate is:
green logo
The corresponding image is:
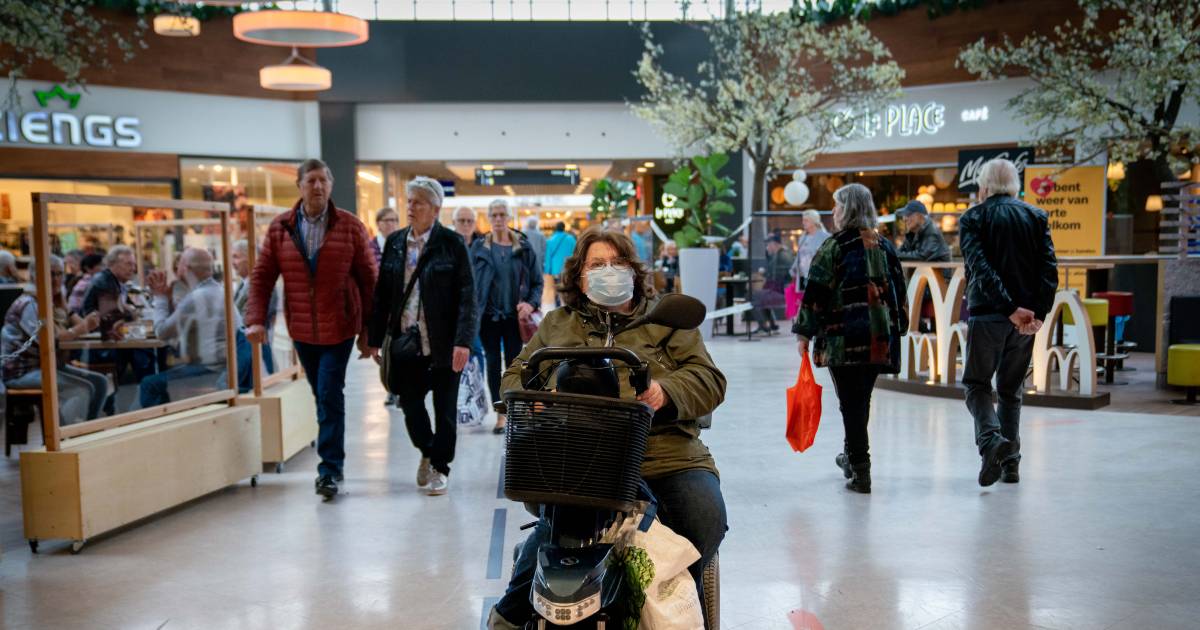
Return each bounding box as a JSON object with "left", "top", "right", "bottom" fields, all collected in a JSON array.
[{"left": 33, "top": 85, "right": 81, "bottom": 109}]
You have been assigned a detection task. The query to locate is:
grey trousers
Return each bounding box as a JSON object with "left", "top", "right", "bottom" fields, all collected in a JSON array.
[{"left": 962, "top": 317, "right": 1033, "bottom": 461}]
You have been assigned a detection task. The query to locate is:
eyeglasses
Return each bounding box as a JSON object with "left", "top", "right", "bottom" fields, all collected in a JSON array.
[
  {"left": 584, "top": 258, "right": 632, "bottom": 272},
  {"left": 454, "top": 218, "right": 475, "bottom": 224},
  {"left": 378, "top": 217, "right": 399, "bottom": 224}
]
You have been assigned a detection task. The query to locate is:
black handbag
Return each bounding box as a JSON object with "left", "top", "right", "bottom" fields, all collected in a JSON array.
[{"left": 381, "top": 249, "right": 429, "bottom": 394}]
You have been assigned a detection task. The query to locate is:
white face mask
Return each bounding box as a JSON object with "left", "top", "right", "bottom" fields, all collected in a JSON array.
[{"left": 585, "top": 265, "right": 635, "bottom": 307}]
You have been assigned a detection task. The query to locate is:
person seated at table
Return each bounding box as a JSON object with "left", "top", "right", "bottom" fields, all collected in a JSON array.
[
  {"left": 63, "top": 249, "right": 84, "bottom": 295},
  {"left": 231, "top": 239, "right": 278, "bottom": 384},
  {"left": 752, "top": 234, "right": 794, "bottom": 335},
  {"left": 67, "top": 253, "right": 104, "bottom": 314},
  {"left": 80, "top": 245, "right": 157, "bottom": 385},
  {"left": 895, "top": 200, "right": 951, "bottom": 262},
  {"left": 138, "top": 248, "right": 234, "bottom": 408},
  {"left": 2, "top": 255, "right": 109, "bottom": 424},
  {"left": 0, "top": 250, "right": 22, "bottom": 284},
  {"left": 655, "top": 240, "right": 680, "bottom": 292}
]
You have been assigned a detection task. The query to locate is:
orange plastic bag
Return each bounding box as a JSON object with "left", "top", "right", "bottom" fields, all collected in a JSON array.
[{"left": 786, "top": 351, "right": 822, "bottom": 452}]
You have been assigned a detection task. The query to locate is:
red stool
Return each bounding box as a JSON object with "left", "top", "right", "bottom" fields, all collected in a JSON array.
[{"left": 1093, "top": 291, "right": 1133, "bottom": 382}]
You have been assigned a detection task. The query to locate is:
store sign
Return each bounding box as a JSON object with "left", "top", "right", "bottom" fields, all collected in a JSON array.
[
  {"left": 0, "top": 84, "right": 142, "bottom": 149},
  {"left": 1023, "top": 165, "right": 1106, "bottom": 291},
  {"left": 476, "top": 168, "right": 579, "bottom": 186},
  {"left": 957, "top": 146, "right": 1034, "bottom": 193},
  {"left": 654, "top": 192, "right": 685, "bottom": 225},
  {"left": 835, "top": 101, "right": 946, "bottom": 140}
]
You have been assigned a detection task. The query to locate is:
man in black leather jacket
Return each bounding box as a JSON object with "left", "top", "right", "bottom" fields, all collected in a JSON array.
[
  {"left": 367, "top": 177, "right": 477, "bottom": 497},
  {"left": 958, "top": 158, "right": 1058, "bottom": 487}
]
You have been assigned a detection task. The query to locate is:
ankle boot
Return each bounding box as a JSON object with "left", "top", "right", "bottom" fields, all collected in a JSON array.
[
  {"left": 835, "top": 453, "right": 852, "bottom": 479},
  {"left": 846, "top": 462, "right": 871, "bottom": 494}
]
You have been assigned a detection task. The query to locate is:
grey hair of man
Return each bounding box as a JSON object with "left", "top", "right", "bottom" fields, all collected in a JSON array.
[
  {"left": 0, "top": 250, "right": 16, "bottom": 273},
  {"left": 232, "top": 239, "right": 250, "bottom": 257},
  {"left": 832, "top": 183, "right": 878, "bottom": 231},
  {"left": 524, "top": 216, "right": 539, "bottom": 231},
  {"left": 453, "top": 206, "right": 475, "bottom": 221},
  {"left": 488, "top": 198, "right": 512, "bottom": 219},
  {"left": 977, "top": 158, "right": 1021, "bottom": 198},
  {"left": 296, "top": 158, "right": 333, "bottom": 184},
  {"left": 406, "top": 176, "right": 445, "bottom": 208},
  {"left": 27, "top": 254, "right": 64, "bottom": 284},
  {"left": 181, "top": 247, "right": 215, "bottom": 281},
  {"left": 104, "top": 244, "right": 134, "bottom": 267}
]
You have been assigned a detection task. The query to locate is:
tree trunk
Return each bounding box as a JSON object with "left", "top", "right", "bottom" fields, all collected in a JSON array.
[
  {"left": 1126, "top": 155, "right": 1178, "bottom": 254},
  {"left": 750, "top": 158, "right": 769, "bottom": 218}
]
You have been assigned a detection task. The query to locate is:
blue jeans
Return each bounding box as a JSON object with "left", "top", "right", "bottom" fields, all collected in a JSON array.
[
  {"left": 294, "top": 338, "right": 355, "bottom": 479},
  {"left": 138, "top": 364, "right": 218, "bottom": 408},
  {"left": 496, "top": 469, "right": 727, "bottom": 625}
]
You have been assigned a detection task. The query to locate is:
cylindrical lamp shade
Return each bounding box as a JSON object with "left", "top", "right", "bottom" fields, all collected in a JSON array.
[
  {"left": 260, "top": 64, "right": 331, "bottom": 91},
  {"left": 153, "top": 15, "right": 200, "bottom": 37},
  {"left": 1145, "top": 195, "right": 1164, "bottom": 212},
  {"left": 1106, "top": 162, "right": 1126, "bottom": 180},
  {"left": 234, "top": 11, "right": 368, "bottom": 47}
]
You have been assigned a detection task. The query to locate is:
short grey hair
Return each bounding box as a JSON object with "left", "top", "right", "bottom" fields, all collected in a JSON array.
[
  {"left": 453, "top": 206, "right": 475, "bottom": 220},
  {"left": 832, "top": 183, "right": 878, "bottom": 230},
  {"left": 406, "top": 176, "right": 445, "bottom": 208},
  {"left": 0, "top": 250, "right": 15, "bottom": 271},
  {"left": 296, "top": 158, "right": 332, "bottom": 184},
  {"left": 28, "top": 254, "right": 62, "bottom": 284},
  {"left": 801, "top": 209, "right": 823, "bottom": 227},
  {"left": 232, "top": 239, "right": 250, "bottom": 256},
  {"left": 104, "top": 245, "right": 134, "bottom": 267},
  {"left": 488, "top": 198, "right": 512, "bottom": 218},
  {"left": 977, "top": 158, "right": 1021, "bottom": 197},
  {"left": 182, "top": 248, "right": 214, "bottom": 279},
  {"left": 524, "top": 216, "right": 539, "bottom": 231}
]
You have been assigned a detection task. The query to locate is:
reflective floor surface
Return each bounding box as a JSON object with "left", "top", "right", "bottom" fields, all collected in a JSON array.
[{"left": 2, "top": 334, "right": 1198, "bottom": 629}]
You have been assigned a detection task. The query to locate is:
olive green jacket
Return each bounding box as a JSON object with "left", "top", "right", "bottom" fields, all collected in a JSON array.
[{"left": 501, "top": 298, "right": 726, "bottom": 479}]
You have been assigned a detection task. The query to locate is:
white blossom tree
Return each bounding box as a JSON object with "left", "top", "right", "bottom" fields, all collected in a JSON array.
[
  {"left": 957, "top": 0, "right": 1200, "bottom": 182},
  {"left": 633, "top": 12, "right": 904, "bottom": 218}
]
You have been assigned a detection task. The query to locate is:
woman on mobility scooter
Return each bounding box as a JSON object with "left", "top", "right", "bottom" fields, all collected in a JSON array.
[{"left": 488, "top": 227, "right": 727, "bottom": 630}]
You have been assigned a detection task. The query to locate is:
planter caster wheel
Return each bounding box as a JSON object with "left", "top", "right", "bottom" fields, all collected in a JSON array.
[
  {"left": 274, "top": 462, "right": 285, "bottom": 474},
  {"left": 28, "top": 539, "right": 38, "bottom": 554},
  {"left": 70, "top": 541, "right": 85, "bottom": 555},
  {"left": 250, "top": 474, "right": 259, "bottom": 488}
]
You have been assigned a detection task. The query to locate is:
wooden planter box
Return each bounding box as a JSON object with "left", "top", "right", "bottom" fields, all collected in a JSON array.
[
  {"left": 235, "top": 377, "right": 317, "bottom": 473},
  {"left": 20, "top": 404, "right": 261, "bottom": 553}
]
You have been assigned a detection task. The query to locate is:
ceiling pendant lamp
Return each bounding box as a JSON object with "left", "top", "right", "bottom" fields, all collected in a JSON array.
[
  {"left": 260, "top": 47, "right": 332, "bottom": 91},
  {"left": 234, "top": 10, "right": 368, "bottom": 48},
  {"left": 153, "top": 15, "right": 201, "bottom": 37}
]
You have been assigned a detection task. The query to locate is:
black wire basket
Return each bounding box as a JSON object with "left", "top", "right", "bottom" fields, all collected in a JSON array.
[{"left": 502, "top": 390, "right": 652, "bottom": 512}]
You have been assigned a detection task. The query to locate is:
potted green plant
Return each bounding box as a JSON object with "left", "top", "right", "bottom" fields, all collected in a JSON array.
[
  {"left": 589, "top": 178, "right": 635, "bottom": 224},
  {"left": 662, "top": 152, "right": 737, "bottom": 338}
]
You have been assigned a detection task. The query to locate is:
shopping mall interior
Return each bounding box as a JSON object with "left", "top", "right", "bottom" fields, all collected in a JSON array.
[{"left": 1, "top": 1, "right": 1198, "bottom": 629}]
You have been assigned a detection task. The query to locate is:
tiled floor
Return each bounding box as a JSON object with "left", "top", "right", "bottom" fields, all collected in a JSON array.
[{"left": 2, "top": 334, "right": 1199, "bottom": 629}]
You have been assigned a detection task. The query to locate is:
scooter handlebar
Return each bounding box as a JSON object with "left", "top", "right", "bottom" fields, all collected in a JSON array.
[{"left": 521, "top": 346, "right": 651, "bottom": 395}]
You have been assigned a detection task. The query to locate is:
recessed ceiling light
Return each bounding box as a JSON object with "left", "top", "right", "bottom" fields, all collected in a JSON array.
[
  {"left": 637, "top": 167, "right": 647, "bottom": 173},
  {"left": 643, "top": 161, "right": 655, "bottom": 168}
]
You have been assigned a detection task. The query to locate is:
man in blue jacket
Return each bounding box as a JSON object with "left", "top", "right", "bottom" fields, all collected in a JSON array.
[{"left": 542, "top": 221, "right": 576, "bottom": 307}]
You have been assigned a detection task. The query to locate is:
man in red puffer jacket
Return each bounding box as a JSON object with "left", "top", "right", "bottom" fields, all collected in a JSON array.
[{"left": 245, "top": 158, "right": 377, "bottom": 501}]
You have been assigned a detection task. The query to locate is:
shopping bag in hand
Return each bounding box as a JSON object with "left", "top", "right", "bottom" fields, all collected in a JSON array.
[
  {"left": 784, "top": 285, "right": 803, "bottom": 320},
  {"left": 456, "top": 356, "right": 488, "bottom": 429},
  {"left": 786, "top": 350, "right": 822, "bottom": 452}
]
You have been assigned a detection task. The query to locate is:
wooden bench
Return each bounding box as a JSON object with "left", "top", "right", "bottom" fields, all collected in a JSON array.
[{"left": 5, "top": 388, "right": 42, "bottom": 457}]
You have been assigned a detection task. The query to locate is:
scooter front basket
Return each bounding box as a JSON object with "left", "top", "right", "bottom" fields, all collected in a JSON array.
[{"left": 502, "top": 390, "right": 652, "bottom": 512}]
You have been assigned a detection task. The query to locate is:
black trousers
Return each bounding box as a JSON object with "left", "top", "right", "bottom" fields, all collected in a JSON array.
[
  {"left": 828, "top": 365, "right": 881, "bottom": 466},
  {"left": 480, "top": 316, "right": 523, "bottom": 405},
  {"left": 395, "top": 355, "right": 460, "bottom": 475},
  {"left": 963, "top": 317, "right": 1032, "bottom": 461}
]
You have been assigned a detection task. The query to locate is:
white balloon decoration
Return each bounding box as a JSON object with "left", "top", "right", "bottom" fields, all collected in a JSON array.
[
  {"left": 792, "top": 169, "right": 807, "bottom": 182},
  {"left": 784, "top": 181, "right": 810, "bottom": 206}
]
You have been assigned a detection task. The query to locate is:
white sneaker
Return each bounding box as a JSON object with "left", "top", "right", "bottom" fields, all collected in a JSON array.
[
  {"left": 416, "top": 457, "right": 432, "bottom": 488},
  {"left": 427, "top": 471, "right": 448, "bottom": 496}
]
